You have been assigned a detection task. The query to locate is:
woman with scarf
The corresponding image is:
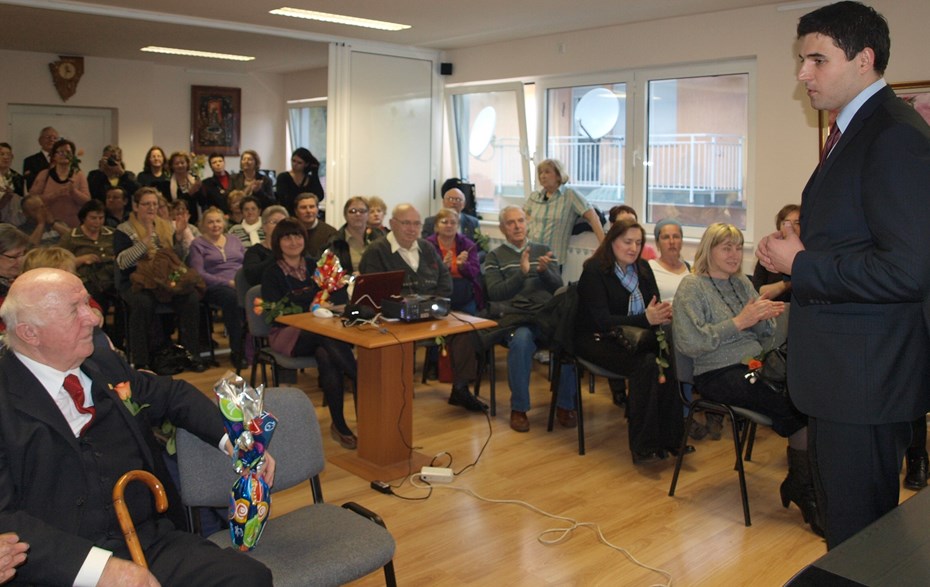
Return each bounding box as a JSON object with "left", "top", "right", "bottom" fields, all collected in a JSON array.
[
  {"left": 155, "top": 151, "right": 203, "bottom": 224},
  {"left": 228, "top": 195, "right": 264, "bottom": 248},
  {"left": 574, "top": 218, "right": 685, "bottom": 465}
]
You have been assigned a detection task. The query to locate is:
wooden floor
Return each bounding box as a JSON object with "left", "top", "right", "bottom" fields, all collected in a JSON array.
[{"left": 179, "top": 347, "right": 920, "bottom": 586}]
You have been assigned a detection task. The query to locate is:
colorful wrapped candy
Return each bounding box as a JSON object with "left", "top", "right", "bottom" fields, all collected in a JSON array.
[
  {"left": 311, "top": 249, "right": 349, "bottom": 309},
  {"left": 213, "top": 372, "right": 277, "bottom": 551}
]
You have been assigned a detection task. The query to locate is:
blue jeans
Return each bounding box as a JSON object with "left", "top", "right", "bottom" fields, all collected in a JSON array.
[{"left": 506, "top": 326, "right": 576, "bottom": 412}]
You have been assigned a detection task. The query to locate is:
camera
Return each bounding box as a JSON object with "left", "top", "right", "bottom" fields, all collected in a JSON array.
[{"left": 106, "top": 156, "right": 119, "bottom": 167}]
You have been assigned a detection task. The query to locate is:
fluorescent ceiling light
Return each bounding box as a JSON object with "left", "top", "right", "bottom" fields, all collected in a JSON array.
[
  {"left": 270, "top": 7, "right": 410, "bottom": 31},
  {"left": 141, "top": 46, "right": 255, "bottom": 61}
]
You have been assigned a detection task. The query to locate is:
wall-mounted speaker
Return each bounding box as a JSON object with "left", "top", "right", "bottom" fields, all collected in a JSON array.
[{"left": 440, "top": 62, "right": 453, "bottom": 76}]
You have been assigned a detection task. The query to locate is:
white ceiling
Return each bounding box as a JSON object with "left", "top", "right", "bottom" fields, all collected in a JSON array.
[{"left": 0, "top": 0, "right": 784, "bottom": 73}]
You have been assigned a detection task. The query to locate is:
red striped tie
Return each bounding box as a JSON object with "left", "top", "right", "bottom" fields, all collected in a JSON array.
[
  {"left": 821, "top": 123, "right": 842, "bottom": 164},
  {"left": 63, "top": 374, "right": 95, "bottom": 434}
]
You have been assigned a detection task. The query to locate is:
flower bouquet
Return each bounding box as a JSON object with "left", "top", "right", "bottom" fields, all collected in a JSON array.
[
  {"left": 213, "top": 372, "right": 277, "bottom": 551},
  {"left": 253, "top": 295, "right": 302, "bottom": 325}
]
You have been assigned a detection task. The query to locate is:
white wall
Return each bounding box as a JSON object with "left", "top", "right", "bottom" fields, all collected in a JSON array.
[{"left": 0, "top": 50, "right": 287, "bottom": 175}]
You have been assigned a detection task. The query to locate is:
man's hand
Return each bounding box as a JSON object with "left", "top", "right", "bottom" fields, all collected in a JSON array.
[
  {"left": 756, "top": 222, "right": 804, "bottom": 275},
  {"left": 644, "top": 296, "right": 672, "bottom": 326},
  {"left": 0, "top": 533, "right": 28, "bottom": 585},
  {"left": 520, "top": 248, "right": 531, "bottom": 275},
  {"left": 261, "top": 453, "right": 276, "bottom": 487},
  {"left": 98, "top": 557, "right": 160, "bottom": 587},
  {"left": 536, "top": 251, "right": 555, "bottom": 273}
]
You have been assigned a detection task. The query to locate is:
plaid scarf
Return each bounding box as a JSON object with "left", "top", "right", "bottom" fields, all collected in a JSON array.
[{"left": 614, "top": 262, "right": 645, "bottom": 316}]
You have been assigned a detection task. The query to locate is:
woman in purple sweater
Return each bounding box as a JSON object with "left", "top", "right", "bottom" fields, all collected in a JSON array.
[{"left": 188, "top": 206, "right": 246, "bottom": 368}]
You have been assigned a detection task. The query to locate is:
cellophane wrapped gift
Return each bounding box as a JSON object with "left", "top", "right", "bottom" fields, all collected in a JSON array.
[
  {"left": 311, "top": 249, "right": 349, "bottom": 309},
  {"left": 213, "top": 372, "right": 278, "bottom": 551}
]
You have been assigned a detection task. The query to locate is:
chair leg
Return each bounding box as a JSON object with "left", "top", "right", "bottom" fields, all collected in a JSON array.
[
  {"left": 744, "top": 422, "right": 758, "bottom": 462},
  {"left": 488, "top": 346, "right": 496, "bottom": 417},
  {"left": 383, "top": 560, "right": 398, "bottom": 587},
  {"left": 575, "top": 362, "right": 585, "bottom": 455},
  {"left": 669, "top": 405, "right": 699, "bottom": 496},
  {"left": 728, "top": 412, "right": 752, "bottom": 526},
  {"left": 547, "top": 357, "right": 561, "bottom": 431}
]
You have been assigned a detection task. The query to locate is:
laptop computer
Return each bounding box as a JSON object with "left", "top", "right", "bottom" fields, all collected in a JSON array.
[{"left": 348, "top": 270, "right": 406, "bottom": 311}]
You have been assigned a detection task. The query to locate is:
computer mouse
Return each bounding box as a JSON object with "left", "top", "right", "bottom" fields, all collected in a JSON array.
[{"left": 312, "top": 307, "right": 334, "bottom": 319}]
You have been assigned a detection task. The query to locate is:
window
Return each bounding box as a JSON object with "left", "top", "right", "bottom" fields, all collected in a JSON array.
[
  {"left": 539, "top": 60, "right": 752, "bottom": 236},
  {"left": 446, "top": 83, "right": 530, "bottom": 214},
  {"left": 287, "top": 103, "right": 327, "bottom": 184}
]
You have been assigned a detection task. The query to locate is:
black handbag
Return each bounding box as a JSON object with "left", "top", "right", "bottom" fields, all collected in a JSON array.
[
  {"left": 757, "top": 342, "right": 788, "bottom": 395},
  {"left": 603, "top": 325, "right": 658, "bottom": 354}
]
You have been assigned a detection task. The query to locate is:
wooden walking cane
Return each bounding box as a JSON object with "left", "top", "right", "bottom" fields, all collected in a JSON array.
[{"left": 112, "top": 470, "right": 169, "bottom": 568}]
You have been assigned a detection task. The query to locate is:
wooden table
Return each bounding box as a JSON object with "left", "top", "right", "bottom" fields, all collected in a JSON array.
[{"left": 277, "top": 312, "right": 496, "bottom": 481}]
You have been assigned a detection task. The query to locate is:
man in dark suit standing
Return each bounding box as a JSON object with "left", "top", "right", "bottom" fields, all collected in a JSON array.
[
  {"left": 0, "top": 269, "right": 273, "bottom": 585},
  {"left": 758, "top": 1, "right": 930, "bottom": 549},
  {"left": 21, "top": 126, "right": 58, "bottom": 191}
]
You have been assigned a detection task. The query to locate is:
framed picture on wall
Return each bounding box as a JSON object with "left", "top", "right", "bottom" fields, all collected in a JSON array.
[
  {"left": 190, "top": 85, "right": 240, "bottom": 156},
  {"left": 818, "top": 80, "right": 930, "bottom": 154}
]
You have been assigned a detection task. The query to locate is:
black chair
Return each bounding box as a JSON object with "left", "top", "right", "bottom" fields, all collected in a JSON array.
[
  {"left": 667, "top": 344, "right": 772, "bottom": 527},
  {"left": 176, "top": 387, "right": 397, "bottom": 586}
]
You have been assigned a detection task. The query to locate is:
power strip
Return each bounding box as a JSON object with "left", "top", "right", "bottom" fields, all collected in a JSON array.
[{"left": 420, "top": 466, "right": 453, "bottom": 484}]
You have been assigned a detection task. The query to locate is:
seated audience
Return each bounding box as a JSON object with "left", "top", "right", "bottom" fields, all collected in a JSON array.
[
  {"left": 86, "top": 145, "right": 138, "bottom": 203},
  {"left": 227, "top": 189, "right": 245, "bottom": 225},
  {"left": 0, "top": 268, "right": 272, "bottom": 586},
  {"left": 0, "top": 224, "right": 29, "bottom": 298},
  {"left": 574, "top": 219, "right": 684, "bottom": 464},
  {"left": 200, "top": 152, "right": 232, "bottom": 213},
  {"left": 326, "top": 196, "right": 382, "bottom": 276},
  {"left": 0, "top": 142, "right": 25, "bottom": 225},
  {"left": 673, "top": 222, "right": 820, "bottom": 536},
  {"left": 114, "top": 187, "right": 205, "bottom": 372},
  {"left": 156, "top": 151, "right": 203, "bottom": 224},
  {"left": 483, "top": 206, "right": 576, "bottom": 432},
  {"left": 751, "top": 204, "right": 799, "bottom": 303},
  {"left": 366, "top": 195, "right": 389, "bottom": 235},
  {"left": 425, "top": 208, "right": 482, "bottom": 314},
  {"left": 609, "top": 205, "right": 657, "bottom": 260},
  {"left": 275, "top": 147, "right": 323, "bottom": 214},
  {"left": 21, "top": 246, "right": 105, "bottom": 326},
  {"left": 243, "top": 205, "right": 287, "bottom": 287},
  {"left": 360, "top": 204, "right": 486, "bottom": 412},
  {"left": 261, "top": 218, "right": 358, "bottom": 448},
  {"left": 136, "top": 145, "right": 170, "bottom": 187},
  {"left": 104, "top": 186, "right": 129, "bottom": 228},
  {"left": 189, "top": 207, "right": 246, "bottom": 369},
  {"left": 18, "top": 195, "right": 68, "bottom": 246},
  {"left": 28, "top": 138, "right": 90, "bottom": 228},
  {"left": 229, "top": 195, "right": 264, "bottom": 248},
  {"left": 59, "top": 200, "right": 116, "bottom": 315},
  {"left": 294, "top": 192, "right": 336, "bottom": 258},
  {"left": 421, "top": 183, "right": 480, "bottom": 242},
  {"left": 231, "top": 150, "right": 274, "bottom": 208}
]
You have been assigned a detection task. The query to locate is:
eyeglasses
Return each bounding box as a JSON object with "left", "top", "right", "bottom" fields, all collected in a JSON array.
[
  {"left": 138, "top": 201, "right": 159, "bottom": 208},
  {"left": 444, "top": 196, "right": 464, "bottom": 203},
  {"left": 394, "top": 220, "right": 422, "bottom": 228},
  {"left": 1, "top": 251, "right": 25, "bottom": 261},
  {"left": 347, "top": 208, "right": 369, "bottom": 215}
]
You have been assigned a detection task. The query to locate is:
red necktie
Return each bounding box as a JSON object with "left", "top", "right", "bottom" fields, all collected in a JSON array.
[
  {"left": 63, "top": 374, "right": 95, "bottom": 434},
  {"left": 821, "top": 123, "right": 842, "bottom": 164}
]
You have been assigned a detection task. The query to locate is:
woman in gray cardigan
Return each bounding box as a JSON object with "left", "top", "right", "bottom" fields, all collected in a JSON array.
[{"left": 672, "top": 222, "right": 819, "bottom": 536}]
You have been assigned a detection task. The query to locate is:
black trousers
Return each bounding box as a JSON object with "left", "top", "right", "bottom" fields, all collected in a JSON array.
[
  {"left": 808, "top": 416, "right": 911, "bottom": 549},
  {"left": 120, "top": 288, "right": 200, "bottom": 367},
  {"left": 293, "top": 331, "right": 357, "bottom": 433},
  {"left": 574, "top": 334, "right": 683, "bottom": 455}
]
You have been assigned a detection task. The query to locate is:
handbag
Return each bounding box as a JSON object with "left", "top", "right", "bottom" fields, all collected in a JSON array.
[
  {"left": 606, "top": 325, "right": 658, "bottom": 354},
  {"left": 757, "top": 342, "right": 788, "bottom": 395}
]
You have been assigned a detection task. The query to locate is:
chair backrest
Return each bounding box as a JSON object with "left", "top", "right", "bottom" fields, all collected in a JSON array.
[
  {"left": 245, "top": 284, "right": 272, "bottom": 338},
  {"left": 670, "top": 340, "right": 696, "bottom": 387},
  {"left": 234, "top": 268, "right": 249, "bottom": 310},
  {"left": 176, "top": 387, "right": 325, "bottom": 508}
]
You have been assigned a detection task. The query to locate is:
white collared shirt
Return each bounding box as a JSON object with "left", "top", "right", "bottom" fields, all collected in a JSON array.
[
  {"left": 387, "top": 231, "right": 420, "bottom": 272},
  {"left": 15, "top": 352, "right": 93, "bottom": 438}
]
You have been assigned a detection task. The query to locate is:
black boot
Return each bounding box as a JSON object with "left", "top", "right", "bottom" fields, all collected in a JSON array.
[
  {"left": 780, "top": 447, "right": 824, "bottom": 537},
  {"left": 904, "top": 450, "right": 929, "bottom": 491}
]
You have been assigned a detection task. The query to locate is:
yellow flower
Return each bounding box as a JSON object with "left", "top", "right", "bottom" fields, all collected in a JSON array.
[{"left": 113, "top": 381, "right": 131, "bottom": 401}]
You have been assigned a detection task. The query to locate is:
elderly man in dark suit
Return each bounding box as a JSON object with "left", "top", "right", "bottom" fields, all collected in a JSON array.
[
  {"left": 422, "top": 185, "right": 480, "bottom": 242},
  {"left": 758, "top": 1, "right": 930, "bottom": 549},
  {"left": 21, "top": 126, "right": 58, "bottom": 191},
  {"left": 0, "top": 269, "right": 273, "bottom": 585}
]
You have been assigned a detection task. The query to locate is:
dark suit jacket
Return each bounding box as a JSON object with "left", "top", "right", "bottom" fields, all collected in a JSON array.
[
  {"left": 790, "top": 85, "right": 930, "bottom": 424},
  {"left": 0, "top": 340, "right": 224, "bottom": 585},
  {"left": 21, "top": 151, "right": 49, "bottom": 190}
]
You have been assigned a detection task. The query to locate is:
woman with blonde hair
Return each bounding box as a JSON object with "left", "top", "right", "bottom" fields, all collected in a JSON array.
[{"left": 673, "top": 222, "right": 820, "bottom": 536}]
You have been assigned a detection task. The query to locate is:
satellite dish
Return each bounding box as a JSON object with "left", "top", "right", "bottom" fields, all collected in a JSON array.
[
  {"left": 469, "top": 106, "right": 496, "bottom": 157},
  {"left": 575, "top": 87, "right": 619, "bottom": 140}
]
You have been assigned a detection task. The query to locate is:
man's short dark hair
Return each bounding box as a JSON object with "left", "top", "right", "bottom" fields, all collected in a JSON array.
[{"left": 797, "top": 1, "right": 890, "bottom": 75}]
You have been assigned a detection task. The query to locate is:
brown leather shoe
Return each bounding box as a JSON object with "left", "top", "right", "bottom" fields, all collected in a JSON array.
[
  {"left": 556, "top": 407, "right": 577, "bottom": 428},
  {"left": 510, "top": 410, "right": 530, "bottom": 432},
  {"left": 330, "top": 423, "right": 358, "bottom": 450}
]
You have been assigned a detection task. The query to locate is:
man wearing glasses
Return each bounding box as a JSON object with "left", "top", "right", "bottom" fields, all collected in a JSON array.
[{"left": 421, "top": 183, "right": 480, "bottom": 243}]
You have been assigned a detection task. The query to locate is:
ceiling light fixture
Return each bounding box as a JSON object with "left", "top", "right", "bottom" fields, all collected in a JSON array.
[
  {"left": 270, "top": 7, "right": 411, "bottom": 31},
  {"left": 141, "top": 46, "right": 255, "bottom": 61}
]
